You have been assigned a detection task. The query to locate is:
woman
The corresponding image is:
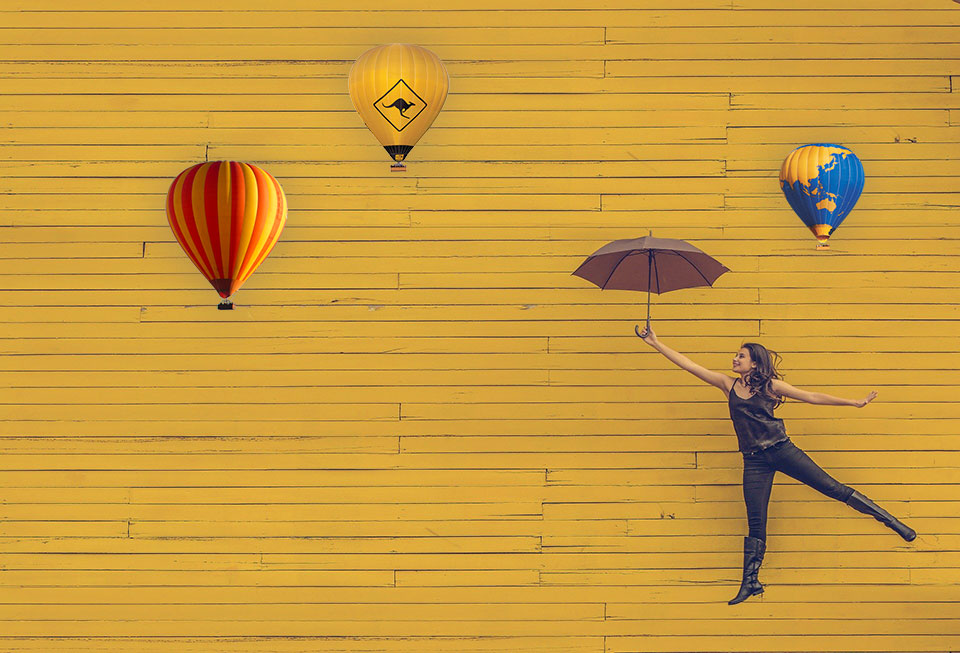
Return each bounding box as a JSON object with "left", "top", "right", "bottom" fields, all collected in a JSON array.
[{"left": 636, "top": 325, "right": 916, "bottom": 605}]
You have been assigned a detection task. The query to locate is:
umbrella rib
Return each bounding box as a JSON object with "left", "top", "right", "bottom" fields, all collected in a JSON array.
[
  {"left": 652, "top": 251, "right": 661, "bottom": 293},
  {"left": 674, "top": 250, "right": 714, "bottom": 286},
  {"left": 599, "top": 251, "right": 633, "bottom": 290}
]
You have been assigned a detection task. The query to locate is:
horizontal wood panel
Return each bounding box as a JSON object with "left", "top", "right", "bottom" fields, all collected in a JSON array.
[
  {"left": 2, "top": 76, "right": 947, "bottom": 95},
  {"left": 0, "top": 249, "right": 956, "bottom": 271},
  {"left": 0, "top": 637, "right": 604, "bottom": 653},
  {"left": 6, "top": 175, "right": 960, "bottom": 195},
  {"left": 3, "top": 7, "right": 960, "bottom": 25},
  {"left": 2, "top": 42, "right": 959, "bottom": 63},
  {"left": 4, "top": 351, "right": 960, "bottom": 371},
  {"left": 0, "top": 616, "right": 953, "bottom": 638},
  {"left": 3, "top": 270, "right": 958, "bottom": 293}
]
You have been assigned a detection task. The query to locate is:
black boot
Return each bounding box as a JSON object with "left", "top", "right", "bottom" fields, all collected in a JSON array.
[
  {"left": 845, "top": 490, "right": 916, "bottom": 542},
  {"left": 728, "top": 536, "right": 765, "bottom": 605}
]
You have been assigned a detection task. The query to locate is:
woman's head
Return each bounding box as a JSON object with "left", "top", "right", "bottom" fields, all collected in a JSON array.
[{"left": 734, "top": 342, "right": 784, "bottom": 404}]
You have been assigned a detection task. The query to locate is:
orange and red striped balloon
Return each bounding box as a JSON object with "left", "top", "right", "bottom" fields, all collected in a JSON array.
[{"left": 166, "top": 161, "right": 287, "bottom": 300}]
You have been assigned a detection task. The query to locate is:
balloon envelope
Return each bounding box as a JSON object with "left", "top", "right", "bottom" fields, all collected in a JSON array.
[
  {"left": 166, "top": 161, "right": 287, "bottom": 299},
  {"left": 348, "top": 43, "right": 449, "bottom": 164},
  {"left": 779, "top": 143, "right": 864, "bottom": 247}
]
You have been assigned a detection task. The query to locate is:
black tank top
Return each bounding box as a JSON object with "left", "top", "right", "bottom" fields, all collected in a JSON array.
[{"left": 728, "top": 381, "right": 788, "bottom": 453}]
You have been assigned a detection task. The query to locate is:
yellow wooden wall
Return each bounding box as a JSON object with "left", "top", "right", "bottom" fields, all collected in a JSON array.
[{"left": 1, "top": 1, "right": 959, "bottom": 651}]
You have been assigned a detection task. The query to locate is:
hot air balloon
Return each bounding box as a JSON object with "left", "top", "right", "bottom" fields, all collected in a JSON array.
[
  {"left": 780, "top": 143, "right": 864, "bottom": 249},
  {"left": 166, "top": 161, "right": 287, "bottom": 309},
  {"left": 348, "top": 43, "right": 449, "bottom": 171}
]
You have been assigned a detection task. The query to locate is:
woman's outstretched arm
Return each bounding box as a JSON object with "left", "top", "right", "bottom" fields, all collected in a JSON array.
[
  {"left": 636, "top": 325, "right": 733, "bottom": 392},
  {"left": 771, "top": 378, "right": 877, "bottom": 407}
]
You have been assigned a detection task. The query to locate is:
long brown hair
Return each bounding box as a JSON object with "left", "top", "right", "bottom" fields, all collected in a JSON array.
[{"left": 740, "top": 342, "right": 784, "bottom": 407}]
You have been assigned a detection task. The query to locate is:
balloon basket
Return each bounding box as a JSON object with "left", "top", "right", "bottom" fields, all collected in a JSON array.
[
  {"left": 390, "top": 163, "right": 407, "bottom": 172},
  {"left": 218, "top": 299, "right": 234, "bottom": 310},
  {"left": 815, "top": 242, "right": 830, "bottom": 250}
]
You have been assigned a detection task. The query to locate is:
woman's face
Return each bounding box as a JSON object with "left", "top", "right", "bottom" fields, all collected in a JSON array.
[{"left": 733, "top": 348, "right": 756, "bottom": 375}]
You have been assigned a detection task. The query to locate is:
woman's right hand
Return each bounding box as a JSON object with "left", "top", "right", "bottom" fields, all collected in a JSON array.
[{"left": 635, "top": 324, "right": 658, "bottom": 346}]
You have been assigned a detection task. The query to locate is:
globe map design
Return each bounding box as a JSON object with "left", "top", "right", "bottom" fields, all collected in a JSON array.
[{"left": 780, "top": 144, "right": 864, "bottom": 245}]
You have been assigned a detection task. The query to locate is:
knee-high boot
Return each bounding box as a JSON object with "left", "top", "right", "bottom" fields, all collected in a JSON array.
[
  {"left": 845, "top": 490, "right": 916, "bottom": 542},
  {"left": 728, "top": 535, "right": 765, "bottom": 605}
]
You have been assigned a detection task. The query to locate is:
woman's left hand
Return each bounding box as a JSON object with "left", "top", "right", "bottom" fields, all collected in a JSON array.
[{"left": 856, "top": 390, "right": 878, "bottom": 408}]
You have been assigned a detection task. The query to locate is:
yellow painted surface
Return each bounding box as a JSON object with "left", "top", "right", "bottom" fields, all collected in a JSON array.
[{"left": 0, "top": 2, "right": 959, "bottom": 652}]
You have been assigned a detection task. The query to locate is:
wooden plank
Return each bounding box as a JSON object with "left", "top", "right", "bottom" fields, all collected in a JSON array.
[
  {"left": 0, "top": 602, "right": 608, "bottom": 621},
  {"left": 607, "top": 601, "right": 960, "bottom": 620},
  {"left": 0, "top": 319, "right": 957, "bottom": 342},
  {"left": 0, "top": 160, "right": 728, "bottom": 182},
  {"left": 731, "top": 92, "right": 960, "bottom": 110},
  {"left": 5, "top": 349, "right": 960, "bottom": 371},
  {"left": 0, "top": 194, "right": 605, "bottom": 212},
  {"left": 607, "top": 635, "right": 955, "bottom": 653},
  {"left": 0, "top": 384, "right": 956, "bottom": 406},
  {"left": 0, "top": 243, "right": 142, "bottom": 259},
  {"left": 735, "top": 0, "right": 949, "bottom": 8},
  {"left": 549, "top": 467, "right": 960, "bottom": 487},
  {"left": 610, "top": 25, "right": 960, "bottom": 44},
  {"left": 0, "top": 8, "right": 954, "bottom": 26},
  {"left": 0, "top": 92, "right": 729, "bottom": 112},
  {"left": 4, "top": 39, "right": 957, "bottom": 62},
  {"left": 0, "top": 27, "right": 607, "bottom": 46},
  {"left": 0, "top": 74, "right": 947, "bottom": 94},
  {"left": 0, "top": 107, "right": 736, "bottom": 132},
  {"left": 0, "top": 126, "right": 725, "bottom": 147},
  {"left": 399, "top": 402, "right": 960, "bottom": 421},
  {"left": 607, "top": 60, "right": 960, "bottom": 77},
  {"left": 0, "top": 637, "right": 604, "bottom": 653},
  {"left": 0, "top": 452, "right": 693, "bottom": 470},
  {"left": 0, "top": 582, "right": 953, "bottom": 606},
  {"left": 0, "top": 468, "right": 545, "bottom": 486},
  {"left": 10, "top": 175, "right": 960, "bottom": 196},
  {"left": 2, "top": 2, "right": 730, "bottom": 15}
]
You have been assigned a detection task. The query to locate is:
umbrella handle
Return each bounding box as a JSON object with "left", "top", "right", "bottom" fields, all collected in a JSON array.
[
  {"left": 645, "top": 259, "right": 652, "bottom": 332},
  {"left": 635, "top": 314, "right": 654, "bottom": 340}
]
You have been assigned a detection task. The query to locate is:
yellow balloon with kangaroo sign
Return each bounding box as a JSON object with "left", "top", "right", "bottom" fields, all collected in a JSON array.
[{"left": 348, "top": 44, "right": 449, "bottom": 170}]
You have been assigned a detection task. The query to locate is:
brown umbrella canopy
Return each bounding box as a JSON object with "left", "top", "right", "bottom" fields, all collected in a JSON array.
[
  {"left": 572, "top": 235, "right": 730, "bottom": 328},
  {"left": 573, "top": 236, "right": 729, "bottom": 292}
]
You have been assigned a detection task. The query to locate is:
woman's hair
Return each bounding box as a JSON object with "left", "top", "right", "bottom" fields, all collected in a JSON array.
[{"left": 740, "top": 342, "right": 784, "bottom": 407}]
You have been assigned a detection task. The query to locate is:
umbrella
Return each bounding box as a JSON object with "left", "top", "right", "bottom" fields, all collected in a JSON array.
[{"left": 572, "top": 235, "right": 730, "bottom": 332}]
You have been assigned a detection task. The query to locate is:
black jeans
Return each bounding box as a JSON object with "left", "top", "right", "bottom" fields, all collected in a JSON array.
[{"left": 742, "top": 439, "right": 855, "bottom": 541}]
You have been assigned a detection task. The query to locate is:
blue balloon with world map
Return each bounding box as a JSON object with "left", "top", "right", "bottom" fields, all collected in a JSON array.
[{"left": 779, "top": 144, "right": 864, "bottom": 249}]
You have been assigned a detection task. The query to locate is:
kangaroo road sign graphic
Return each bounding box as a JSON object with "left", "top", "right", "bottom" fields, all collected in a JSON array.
[
  {"left": 375, "top": 79, "right": 427, "bottom": 132},
  {"left": 384, "top": 98, "right": 416, "bottom": 117}
]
